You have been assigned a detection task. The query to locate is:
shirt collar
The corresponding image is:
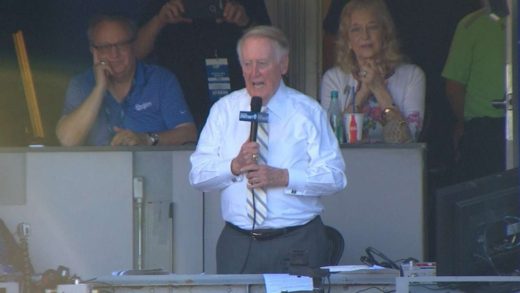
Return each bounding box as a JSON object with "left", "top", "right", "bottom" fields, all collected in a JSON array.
[{"left": 264, "top": 80, "right": 288, "bottom": 119}]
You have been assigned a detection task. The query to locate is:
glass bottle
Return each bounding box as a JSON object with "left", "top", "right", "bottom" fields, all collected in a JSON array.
[
  {"left": 349, "top": 113, "right": 358, "bottom": 143},
  {"left": 328, "top": 90, "right": 343, "bottom": 143}
]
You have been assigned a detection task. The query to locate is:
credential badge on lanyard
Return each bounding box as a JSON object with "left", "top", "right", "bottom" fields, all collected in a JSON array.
[{"left": 205, "top": 58, "right": 231, "bottom": 103}]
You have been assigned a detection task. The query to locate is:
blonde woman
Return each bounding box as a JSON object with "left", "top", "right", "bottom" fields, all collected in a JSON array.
[{"left": 320, "top": 0, "right": 425, "bottom": 143}]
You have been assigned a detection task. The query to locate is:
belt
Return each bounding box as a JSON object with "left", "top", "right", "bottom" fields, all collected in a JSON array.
[{"left": 226, "top": 216, "right": 319, "bottom": 241}]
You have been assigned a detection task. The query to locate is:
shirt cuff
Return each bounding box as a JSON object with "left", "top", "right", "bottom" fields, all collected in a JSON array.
[
  {"left": 224, "top": 159, "right": 243, "bottom": 183},
  {"left": 284, "top": 168, "right": 305, "bottom": 196}
]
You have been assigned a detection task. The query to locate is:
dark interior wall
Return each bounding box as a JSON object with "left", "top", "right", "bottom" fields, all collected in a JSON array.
[
  {"left": 0, "top": 0, "right": 479, "bottom": 147},
  {"left": 389, "top": 0, "right": 480, "bottom": 186}
]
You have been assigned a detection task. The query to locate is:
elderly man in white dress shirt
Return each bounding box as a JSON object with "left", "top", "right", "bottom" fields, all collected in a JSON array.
[{"left": 190, "top": 25, "right": 347, "bottom": 274}]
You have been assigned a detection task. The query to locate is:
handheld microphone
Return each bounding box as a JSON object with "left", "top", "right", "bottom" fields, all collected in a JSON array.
[{"left": 249, "top": 96, "right": 262, "bottom": 142}]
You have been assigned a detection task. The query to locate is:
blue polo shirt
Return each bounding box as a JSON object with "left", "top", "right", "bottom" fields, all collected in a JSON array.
[{"left": 62, "top": 61, "right": 194, "bottom": 146}]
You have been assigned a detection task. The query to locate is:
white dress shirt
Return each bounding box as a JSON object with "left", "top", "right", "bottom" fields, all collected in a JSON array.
[{"left": 190, "top": 82, "right": 347, "bottom": 230}]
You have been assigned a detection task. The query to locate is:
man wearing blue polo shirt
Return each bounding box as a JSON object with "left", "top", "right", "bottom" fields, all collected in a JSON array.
[{"left": 56, "top": 14, "right": 197, "bottom": 146}]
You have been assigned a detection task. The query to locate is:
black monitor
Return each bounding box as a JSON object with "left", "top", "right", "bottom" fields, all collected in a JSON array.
[{"left": 435, "top": 168, "right": 520, "bottom": 276}]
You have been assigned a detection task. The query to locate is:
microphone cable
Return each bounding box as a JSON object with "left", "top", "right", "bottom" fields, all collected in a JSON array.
[
  {"left": 239, "top": 96, "right": 263, "bottom": 273},
  {"left": 239, "top": 190, "right": 259, "bottom": 274}
]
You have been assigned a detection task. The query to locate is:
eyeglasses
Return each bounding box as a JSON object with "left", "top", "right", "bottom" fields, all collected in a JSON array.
[{"left": 91, "top": 38, "right": 135, "bottom": 54}]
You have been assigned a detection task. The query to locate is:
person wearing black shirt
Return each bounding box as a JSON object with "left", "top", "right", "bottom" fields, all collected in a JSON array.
[{"left": 136, "top": 0, "right": 271, "bottom": 130}]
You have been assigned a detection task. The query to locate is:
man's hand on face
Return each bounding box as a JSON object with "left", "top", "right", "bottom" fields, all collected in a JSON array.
[{"left": 92, "top": 57, "right": 113, "bottom": 91}]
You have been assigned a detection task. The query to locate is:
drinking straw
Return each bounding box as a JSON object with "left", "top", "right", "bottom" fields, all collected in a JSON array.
[{"left": 351, "top": 85, "right": 356, "bottom": 113}]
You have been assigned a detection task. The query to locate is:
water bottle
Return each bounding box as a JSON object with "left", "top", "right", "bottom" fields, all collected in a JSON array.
[{"left": 328, "top": 90, "right": 343, "bottom": 143}]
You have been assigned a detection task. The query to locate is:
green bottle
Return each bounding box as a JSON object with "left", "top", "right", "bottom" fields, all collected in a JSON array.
[{"left": 327, "top": 90, "right": 343, "bottom": 143}]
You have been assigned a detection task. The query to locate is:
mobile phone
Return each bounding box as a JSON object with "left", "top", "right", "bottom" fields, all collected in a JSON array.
[{"left": 183, "top": 0, "right": 224, "bottom": 20}]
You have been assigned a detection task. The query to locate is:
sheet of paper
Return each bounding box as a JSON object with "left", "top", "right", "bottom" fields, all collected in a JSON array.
[
  {"left": 263, "top": 274, "right": 313, "bottom": 293},
  {"left": 320, "top": 265, "right": 385, "bottom": 273}
]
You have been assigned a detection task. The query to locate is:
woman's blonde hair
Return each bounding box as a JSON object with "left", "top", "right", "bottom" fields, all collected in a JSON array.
[{"left": 335, "top": 0, "right": 404, "bottom": 75}]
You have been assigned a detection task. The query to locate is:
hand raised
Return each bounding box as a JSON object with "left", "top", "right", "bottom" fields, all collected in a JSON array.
[
  {"left": 219, "top": 1, "right": 249, "bottom": 27},
  {"left": 158, "top": 0, "right": 192, "bottom": 25}
]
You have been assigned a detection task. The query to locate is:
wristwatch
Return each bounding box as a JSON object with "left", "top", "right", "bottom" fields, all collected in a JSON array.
[{"left": 147, "top": 132, "right": 160, "bottom": 146}]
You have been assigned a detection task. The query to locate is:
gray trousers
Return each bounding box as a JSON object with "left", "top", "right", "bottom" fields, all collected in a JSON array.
[{"left": 216, "top": 216, "right": 330, "bottom": 274}]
